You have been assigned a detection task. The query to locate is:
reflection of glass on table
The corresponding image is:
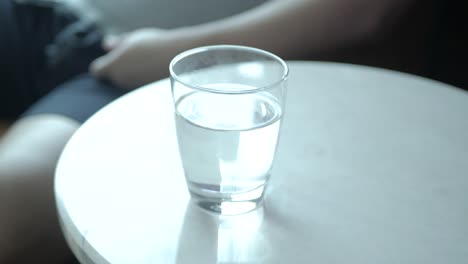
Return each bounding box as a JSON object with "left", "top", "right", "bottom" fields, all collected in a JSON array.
[{"left": 176, "top": 200, "right": 268, "bottom": 263}]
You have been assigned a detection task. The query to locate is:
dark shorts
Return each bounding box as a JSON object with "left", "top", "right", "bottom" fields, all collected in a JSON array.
[
  {"left": 0, "top": 0, "right": 126, "bottom": 123},
  {"left": 23, "top": 74, "right": 126, "bottom": 122}
]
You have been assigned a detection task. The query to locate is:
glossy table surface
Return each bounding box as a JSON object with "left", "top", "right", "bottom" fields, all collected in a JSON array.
[{"left": 55, "top": 61, "right": 468, "bottom": 264}]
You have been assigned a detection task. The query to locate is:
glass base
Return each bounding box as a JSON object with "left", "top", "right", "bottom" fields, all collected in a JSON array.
[{"left": 189, "top": 184, "right": 265, "bottom": 215}]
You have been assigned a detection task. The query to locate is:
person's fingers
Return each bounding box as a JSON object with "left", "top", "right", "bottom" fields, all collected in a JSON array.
[
  {"left": 89, "top": 51, "right": 117, "bottom": 77},
  {"left": 92, "top": 33, "right": 136, "bottom": 76},
  {"left": 89, "top": 48, "right": 137, "bottom": 88},
  {"left": 89, "top": 56, "right": 106, "bottom": 77},
  {"left": 102, "top": 33, "right": 128, "bottom": 51},
  {"left": 102, "top": 35, "right": 118, "bottom": 51}
]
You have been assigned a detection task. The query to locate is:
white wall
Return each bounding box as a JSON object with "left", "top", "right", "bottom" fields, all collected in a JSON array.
[{"left": 64, "top": 0, "right": 266, "bottom": 33}]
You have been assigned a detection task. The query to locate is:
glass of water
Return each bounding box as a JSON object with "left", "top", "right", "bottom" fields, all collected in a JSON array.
[{"left": 170, "top": 45, "right": 288, "bottom": 214}]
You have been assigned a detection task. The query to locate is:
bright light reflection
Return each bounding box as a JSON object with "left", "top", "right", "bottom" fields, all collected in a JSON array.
[
  {"left": 238, "top": 62, "right": 264, "bottom": 78},
  {"left": 217, "top": 206, "right": 265, "bottom": 263}
]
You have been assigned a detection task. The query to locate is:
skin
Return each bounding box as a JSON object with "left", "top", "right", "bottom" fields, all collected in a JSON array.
[{"left": 0, "top": 115, "right": 79, "bottom": 263}]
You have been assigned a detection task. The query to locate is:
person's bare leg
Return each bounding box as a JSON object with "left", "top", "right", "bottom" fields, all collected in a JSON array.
[{"left": 0, "top": 114, "right": 80, "bottom": 263}]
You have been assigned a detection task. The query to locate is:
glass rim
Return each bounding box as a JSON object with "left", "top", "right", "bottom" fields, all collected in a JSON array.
[{"left": 169, "top": 45, "right": 289, "bottom": 94}]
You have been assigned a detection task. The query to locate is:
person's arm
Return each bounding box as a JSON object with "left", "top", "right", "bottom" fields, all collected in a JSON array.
[
  {"left": 182, "top": 0, "right": 410, "bottom": 58},
  {"left": 91, "top": 0, "right": 412, "bottom": 88}
]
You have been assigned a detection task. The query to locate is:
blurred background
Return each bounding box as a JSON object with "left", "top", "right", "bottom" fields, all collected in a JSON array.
[
  {"left": 2, "top": 0, "right": 466, "bottom": 135},
  {"left": 66, "top": 0, "right": 267, "bottom": 32},
  {"left": 67, "top": 0, "right": 467, "bottom": 90}
]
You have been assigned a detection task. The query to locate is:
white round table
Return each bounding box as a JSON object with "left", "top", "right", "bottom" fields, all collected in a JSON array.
[{"left": 55, "top": 62, "right": 468, "bottom": 264}]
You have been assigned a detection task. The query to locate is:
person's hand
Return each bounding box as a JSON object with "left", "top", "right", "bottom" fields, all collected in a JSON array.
[{"left": 90, "top": 28, "right": 182, "bottom": 89}]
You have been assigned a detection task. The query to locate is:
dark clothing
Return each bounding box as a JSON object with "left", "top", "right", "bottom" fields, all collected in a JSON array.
[
  {"left": 314, "top": 0, "right": 468, "bottom": 90},
  {"left": 0, "top": 0, "right": 125, "bottom": 122},
  {"left": 23, "top": 74, "right": 124, "bottom": 122}
]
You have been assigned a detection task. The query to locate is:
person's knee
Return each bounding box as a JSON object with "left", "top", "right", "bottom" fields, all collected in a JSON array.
[
  {"left": 0, "top": 114, "right": 79, "bottom": 167},
  {"left": 0, "top": 114, "right": 80, "bottom": 234},
  {"left": 0, "top": 161, "right": 51, "bottom": 262},
  {"left": 0, "top": 114, "right": 79, "bottom": 262},
  {"left": 0, "top": 148, "right": 58, "bottom": 250}
]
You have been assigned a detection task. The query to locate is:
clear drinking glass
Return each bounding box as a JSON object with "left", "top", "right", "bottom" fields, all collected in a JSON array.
[{"left": 170, "top": 45, "right": 288, "bottom": 214}]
